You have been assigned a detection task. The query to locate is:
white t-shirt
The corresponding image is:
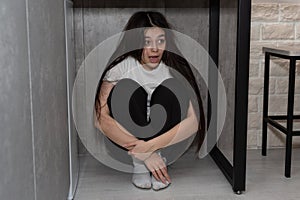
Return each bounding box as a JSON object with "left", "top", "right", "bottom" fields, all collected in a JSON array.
[
  {"left": 104, "top": 56, "right": 173, "bottom": 120},
  {"left": 104, "top": 56, "right": 173, "bottom": 96}
]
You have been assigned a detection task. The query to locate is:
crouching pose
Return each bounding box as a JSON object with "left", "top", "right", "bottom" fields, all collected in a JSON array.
[{"left": 94, "top": 11, "right": 205, "bottom": 190}]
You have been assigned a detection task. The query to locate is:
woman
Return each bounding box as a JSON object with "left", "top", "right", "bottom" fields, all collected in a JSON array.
[{"left": 94, "top": 11, "right": 205, "bottom": 190}]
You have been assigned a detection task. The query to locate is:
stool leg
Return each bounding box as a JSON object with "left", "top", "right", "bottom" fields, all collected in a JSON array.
[
  {"left": 285, "top": 58, "right": 296, "bottom": 178},
  {"left": 262, "top": 52, "right": 270, "bottom": 156}
]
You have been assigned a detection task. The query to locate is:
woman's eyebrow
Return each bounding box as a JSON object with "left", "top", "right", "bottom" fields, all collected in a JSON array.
[{"left": 144, "top": 34, "right": 165, "bottom": 39}]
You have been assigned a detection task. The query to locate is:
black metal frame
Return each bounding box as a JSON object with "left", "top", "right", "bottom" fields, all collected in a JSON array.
[
  {"left": 207, "top": 0, "right": 220, "bottom": 163},
  {"left": 73, "top": 0, "right": 252, "bottom": 194},
  {"left": 262, "top": 51, "right": 300, "bottom": 178},
  {"left": 209, "top": 0, "right": 251, "bottom": 194}
]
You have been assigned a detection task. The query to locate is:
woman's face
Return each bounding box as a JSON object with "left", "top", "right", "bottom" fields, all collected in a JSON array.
[{"left": 141, "top": 27, "right": 166, "bottom": 71}]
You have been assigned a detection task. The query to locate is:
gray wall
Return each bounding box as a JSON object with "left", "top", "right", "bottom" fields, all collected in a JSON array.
[
  {"left": 0, "top": 0, "right": 34, "bottom": 199},
  {"left": 0, "top": 0, "right": 70, "bottom": 199}
]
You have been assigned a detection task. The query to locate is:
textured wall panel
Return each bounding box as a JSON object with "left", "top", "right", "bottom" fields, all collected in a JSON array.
[
  {"left": 0, "top": 0, "right": 35, "bottom": 199},
  {"left": 27, "top": 0, "right": 70, "bottom": 199}
]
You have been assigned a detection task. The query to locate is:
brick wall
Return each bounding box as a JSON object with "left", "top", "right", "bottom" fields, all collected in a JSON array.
[{"left": 248, "top": 1, "right": 300, "bottom": 149}]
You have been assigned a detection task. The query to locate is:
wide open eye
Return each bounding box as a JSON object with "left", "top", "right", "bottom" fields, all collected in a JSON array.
[
  {"left": 157, "top": 38, "right": 165, "bottom": 45},
  {"left": 144, "top": 40, "right": 151, "bottom": 47}
]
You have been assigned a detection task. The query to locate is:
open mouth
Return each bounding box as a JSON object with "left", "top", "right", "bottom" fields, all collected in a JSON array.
[{"left": 149, "top": 55, "right": 160, "bottom": 63}]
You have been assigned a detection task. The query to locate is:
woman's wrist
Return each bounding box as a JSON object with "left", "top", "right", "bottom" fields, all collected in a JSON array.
[{"left": 148, "top": 138, "right": 160, "bottom": 152}]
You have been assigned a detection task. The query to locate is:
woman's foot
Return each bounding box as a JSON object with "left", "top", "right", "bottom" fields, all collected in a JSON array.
[
  {"left": 132, "top": 156, "right": 151, "bottom": 189},
  {"left": 132, "top": 172, "right": 151, "bottom": 189},
  {"left": 151, "top": 174, "right": 170, "bottom": 190}
]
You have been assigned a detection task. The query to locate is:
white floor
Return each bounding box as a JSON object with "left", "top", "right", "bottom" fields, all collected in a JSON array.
[{"left": 74, "top": 148, "right": 300, "bottom": 200}]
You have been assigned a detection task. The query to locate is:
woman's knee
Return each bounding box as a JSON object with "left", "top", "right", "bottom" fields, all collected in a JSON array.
[
  {"left": 107, "top": 79, "right": 147, "bottom": 115},
  {"left": 151, "top": 78, "right": 189, "bottom": 115},
  {"left": 107, "top": 78, "right": 148, "bottom": 129}
]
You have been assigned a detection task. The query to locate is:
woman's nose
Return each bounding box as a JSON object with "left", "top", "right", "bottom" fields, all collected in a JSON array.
[{"left": 151, "top": 43, "right": 158, "bottom": 52}]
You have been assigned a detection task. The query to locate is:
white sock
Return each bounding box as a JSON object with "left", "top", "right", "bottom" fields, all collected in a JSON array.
[
  {"left": 131, "top": 156, "right": 151, "bottom": 189},
  {"left": 151, "top": 174, "right": 170, "bottom": 191},
  {"left": 151, "top": 153, "right": 170, "bottom": 191}
]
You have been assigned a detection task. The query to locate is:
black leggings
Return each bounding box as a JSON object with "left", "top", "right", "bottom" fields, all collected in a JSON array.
[{"left": 104, "top": 78, "right": 190, "bottom": 164}]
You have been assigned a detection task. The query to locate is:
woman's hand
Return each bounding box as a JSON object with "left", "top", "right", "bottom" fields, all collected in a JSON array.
[
  {"left": 144, "top": 152, "right": 171, "bottom": 184},
  {"left": 123, "top": 140, "right": 156, "bottom": 160}
]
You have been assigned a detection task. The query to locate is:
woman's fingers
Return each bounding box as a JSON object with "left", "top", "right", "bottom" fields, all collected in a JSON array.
[
  {"left": 144, "top": 152, "right": 171, "bottom": 183},
  {"left": 151, "top": 169, "right": 160, "bottom": 182},
  {"left": 154, "top": 168, "right": 167, "bottom": 184},
  {"left": 160, "top": 166, "right": 171, "bottom": 183},
  {"left": 157, "top": 158, "right": 170, "bottom": 182},
  {"left": 147, "top": 163, "right": 162, "bottom": 182},
  {"left": 150, "top": 162, "right": 169, "bottom": 184}
]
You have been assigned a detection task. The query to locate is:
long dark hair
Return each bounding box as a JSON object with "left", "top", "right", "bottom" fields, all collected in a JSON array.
[{"left": 95, "top": 11, "right": 205, "bottom": 153}]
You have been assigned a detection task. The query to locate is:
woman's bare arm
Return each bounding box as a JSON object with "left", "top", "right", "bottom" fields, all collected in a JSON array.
[
  {"left": 149, "top": 101, "right": 199, "bottom": 150},
  {"left": 125, "top": 101, "right": 199, "bottom": 154},
  {"left": 94, "top": 81, "right": 138, "bottom": 149}
]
